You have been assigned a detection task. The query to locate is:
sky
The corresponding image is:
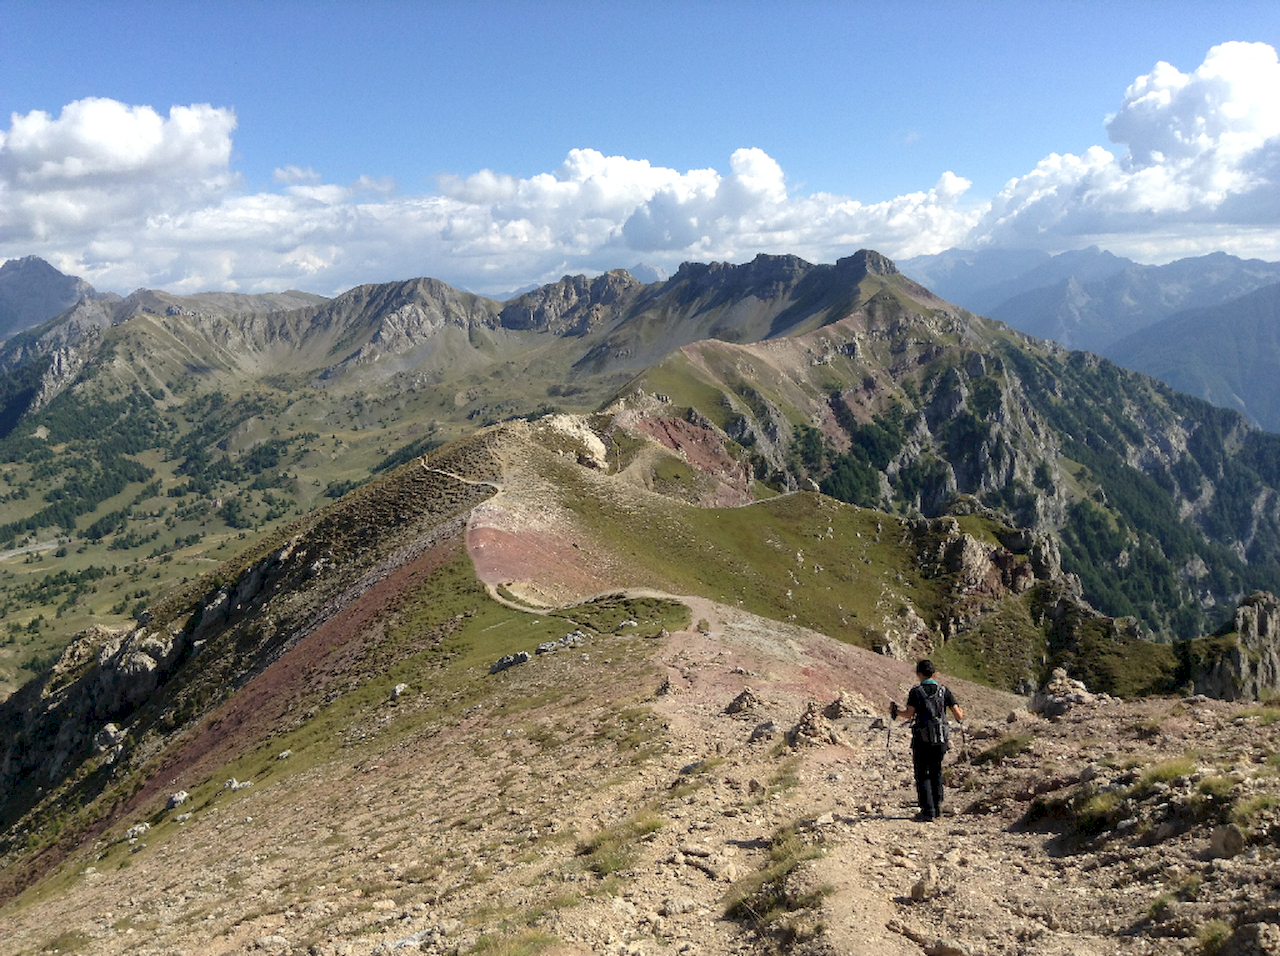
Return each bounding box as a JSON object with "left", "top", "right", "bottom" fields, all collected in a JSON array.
[{"left": 2, "top": 0, "right": 1279, "bottom": 298}]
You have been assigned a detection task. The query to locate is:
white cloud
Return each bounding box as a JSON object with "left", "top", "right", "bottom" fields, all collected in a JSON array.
[
  {"left": 273, "top": 165, "right": 322, "bottom": 185},
  {"left": 3, "top": 42, "right": 1279, "bottom": 297},
  {"left": 1, "top": 117, "right": 980, "bottom": 294},
  {"left": 967, "top": 41, "right": 1280, "bottom": 259},
  {"left": 0, "top": 98, "right": 238, "bottom": 246}
]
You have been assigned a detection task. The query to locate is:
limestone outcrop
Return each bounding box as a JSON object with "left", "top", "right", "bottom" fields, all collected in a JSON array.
[{"left": 1186, "top": 591, "right": 1280, "bottom": 701}]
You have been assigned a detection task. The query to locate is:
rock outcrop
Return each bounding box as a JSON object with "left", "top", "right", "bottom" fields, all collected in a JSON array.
[
  {"left": 1186, "top": 591, "right": 1280, "bottom": 701},
  {"left": 0, "top": 537, "right": 310, "bottom": 798},
  {"left": 499, "top": 270, "right": 643, "bottom": 335},
  {"left": 1030, "top": 667, "right": 1102, "bottom": 717}
]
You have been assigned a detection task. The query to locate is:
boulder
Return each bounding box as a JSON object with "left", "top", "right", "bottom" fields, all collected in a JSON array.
[
  {"left": 489, "top": 651, "right": 532, "bottom": 674},
  {"left": 749, "top": 720, "right": 779, "bottom": 743},
  {"left": 1031, "top": 667, "right": 1095, "bottom": 717},
  {"left": 1210, "top": 822, "right": 1246, "bottom": 859}
]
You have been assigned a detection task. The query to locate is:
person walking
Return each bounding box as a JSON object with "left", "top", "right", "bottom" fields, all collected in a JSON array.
[{"left": 890, "top": 659, "right": 963, "bottom": 821}]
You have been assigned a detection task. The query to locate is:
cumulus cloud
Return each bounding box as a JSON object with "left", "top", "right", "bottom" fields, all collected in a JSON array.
[
  {"left": 0, "top": 98, "right": 238, "bottom": 247},
  {"left": 967, "top": 41, "right": 1280, "bottom": 258},
  {"left": 1, "top": 117, "right": 979, "bottom": 293},
  {"left": 3, "top": 42, "right": 1279, "bottom": 296}
]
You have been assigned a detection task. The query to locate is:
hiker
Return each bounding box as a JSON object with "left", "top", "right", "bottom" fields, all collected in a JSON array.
[{"left": 889, "top": 659, "right": 963, "bottom": 821}]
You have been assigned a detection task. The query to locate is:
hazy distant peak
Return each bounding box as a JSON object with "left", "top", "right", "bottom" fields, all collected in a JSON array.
[
  {"left": 626, "top": 262, "right": 669, "bottom": 284},
  {"left": 0, "top": 255, "right": 103, "bottom": 339}
]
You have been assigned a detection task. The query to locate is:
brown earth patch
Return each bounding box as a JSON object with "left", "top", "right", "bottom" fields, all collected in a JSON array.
[
  {"left": 627, "top": 415, "right": 753, "bottom": 505},
  {"left": 466, "top": 525, "right": 615, "bottom": 605}
]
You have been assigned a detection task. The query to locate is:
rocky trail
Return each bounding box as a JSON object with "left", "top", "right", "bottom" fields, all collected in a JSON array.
[{"left": 4, "top": 592, "right": 1280, "bottom": 956}]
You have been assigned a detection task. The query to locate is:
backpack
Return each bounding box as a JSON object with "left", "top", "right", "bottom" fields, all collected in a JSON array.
[{"left": 912, "top": 683, "right": 950, "bottom": 748}]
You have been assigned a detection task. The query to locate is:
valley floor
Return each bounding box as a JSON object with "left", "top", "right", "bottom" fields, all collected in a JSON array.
[{"left": 3, "top": 598, "right": 1278, "bottom": 956}]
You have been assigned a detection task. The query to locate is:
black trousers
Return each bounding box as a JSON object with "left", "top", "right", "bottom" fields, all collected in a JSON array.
[{"left": 912, "top": 742, "right": 947, "bottom": 817}]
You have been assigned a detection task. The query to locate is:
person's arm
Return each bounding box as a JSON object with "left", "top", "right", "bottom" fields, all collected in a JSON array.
[
  {"left": 944, "top": 687, "right": 963, "bottom": 722},
  {"left": 894, "top": 687, "right": 920, "bottom": 721}
]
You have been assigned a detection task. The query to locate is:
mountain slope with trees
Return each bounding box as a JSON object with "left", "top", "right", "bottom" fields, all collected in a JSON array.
[
  {"left": 1106, "top": 282, "right": 1280, "bottom": 433},
  {"left": 2, "top": 250, "right": 1280, "bottom": 954}
]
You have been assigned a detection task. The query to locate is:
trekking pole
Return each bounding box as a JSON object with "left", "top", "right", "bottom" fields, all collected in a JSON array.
[{"left": 887, "top": 701, "right": 898, "bottom": 749}]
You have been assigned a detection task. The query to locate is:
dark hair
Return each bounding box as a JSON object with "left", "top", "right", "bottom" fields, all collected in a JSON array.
[{"left": 916, "top": 659, "right": 935, "bottom": 678}]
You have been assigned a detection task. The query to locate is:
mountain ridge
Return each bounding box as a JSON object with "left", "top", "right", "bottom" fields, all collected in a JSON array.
[{"left": 2, "top": 413, "right": 1280, "bottom": 956}]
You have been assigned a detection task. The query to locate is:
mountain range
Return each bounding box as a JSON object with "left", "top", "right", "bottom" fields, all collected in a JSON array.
[
  {"left": 10, "top": 246, "right": 1280, "bottom": 429},
  {"left": 1107, "top": 282, "right": 1280, "bottom": 432},
  {"left": 0, "top": 246, "right": 1278, "bottom": 684},
  {"left": 902, "top": 247, "right": 1280, "bottom": 431},
  {"left": 3, "top": 248, "right": 1280, "bottom": 953},
  {"left": 900, "top": 246, "right": 1280, "bottom": 353}
]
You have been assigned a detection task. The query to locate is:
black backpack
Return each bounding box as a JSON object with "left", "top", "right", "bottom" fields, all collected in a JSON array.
[{"left": 912, "top": 683, "right": 950, "bottom": 748}]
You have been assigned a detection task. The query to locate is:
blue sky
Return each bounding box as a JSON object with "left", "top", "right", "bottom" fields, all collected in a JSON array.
[{"left": 3, "top": 0, "right": 1279, "bottom": 296}]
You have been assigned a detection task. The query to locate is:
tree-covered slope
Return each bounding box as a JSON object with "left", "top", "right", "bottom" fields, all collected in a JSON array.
[{"left": 1105, "top": 282, "right": 1280, "bottom": 433}]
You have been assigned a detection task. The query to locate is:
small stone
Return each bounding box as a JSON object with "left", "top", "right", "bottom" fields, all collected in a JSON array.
[
  {"left": 911, "top": 863, "right": 940, "bottom": 901},
  {"left": 924, "top": 940, "right": 970, "bottom": 956},
  {"left": 1210, "top": 823, "right": 1246, "bottom": 859},
  {"left": 660, "top": 896, "right": 699, "bottom": 916}
]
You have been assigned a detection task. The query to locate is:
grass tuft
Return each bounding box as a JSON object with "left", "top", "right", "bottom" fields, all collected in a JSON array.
[
  {"left": 970, "top": 733, "right": 1034, "bottom": 766},
  {"left": 576, "top": 810, "right": 665, "bottom": 876},
  {"left": 725, "top": 824, "right": 831, "bottom": 947}
]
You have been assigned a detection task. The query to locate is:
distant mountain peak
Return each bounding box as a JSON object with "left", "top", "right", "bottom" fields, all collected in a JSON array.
[
  {"left": 0, "top": 256, "right": 104, "bottom": 340},
  {"left": 626, "top": 262, "right": 668, "bottom": 284},
  {"left": 836, "top": 248, "right": 899, "bottom": 276}
]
